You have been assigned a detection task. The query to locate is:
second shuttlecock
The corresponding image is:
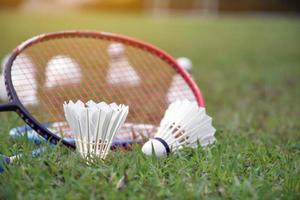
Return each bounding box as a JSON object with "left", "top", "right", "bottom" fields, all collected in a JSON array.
[
  {"left": 142, "top": 100, "right": 216, "bottom": 157},
  {"left": 64, "top": 100, "right": 129, "bottom": 159}
]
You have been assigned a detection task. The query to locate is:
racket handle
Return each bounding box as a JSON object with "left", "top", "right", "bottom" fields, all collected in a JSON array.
[
  {"left": 0, "top": 147, "right": 46, "bottom": 173},
  {"left": 0, "top": 102, "right": 18, "bottom": 112}
]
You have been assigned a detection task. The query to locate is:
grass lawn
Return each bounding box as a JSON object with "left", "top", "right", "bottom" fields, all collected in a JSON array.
[{"left": 0, "top": 10, "right": 300, "bottom": 199}]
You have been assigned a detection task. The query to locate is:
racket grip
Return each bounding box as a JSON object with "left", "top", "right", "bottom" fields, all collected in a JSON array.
[{"left": 0, "top": 147, "right": 46, "bottom": 173}]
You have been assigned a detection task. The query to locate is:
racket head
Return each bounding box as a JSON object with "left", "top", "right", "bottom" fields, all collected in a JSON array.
[{"left": 3, "top": 30, "right": 205, "bottom": 149}]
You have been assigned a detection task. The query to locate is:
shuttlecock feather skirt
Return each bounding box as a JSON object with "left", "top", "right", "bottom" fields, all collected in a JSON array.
[{"left": 64, "top": 100, "right": 129, "bottom": 159}]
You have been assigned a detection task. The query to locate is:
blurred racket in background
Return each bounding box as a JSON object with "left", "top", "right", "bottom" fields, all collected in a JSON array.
[{"left": 0, "top": 31, "right": 204, "bottom": 169}]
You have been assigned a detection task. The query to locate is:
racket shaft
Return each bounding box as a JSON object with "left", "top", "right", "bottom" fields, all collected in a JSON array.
[{"left": 0, "top": 102, "right": 17, "bottom": 112}]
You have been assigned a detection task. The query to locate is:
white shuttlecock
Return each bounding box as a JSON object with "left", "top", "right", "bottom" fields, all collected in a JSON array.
[
  {"left": 166, "top": 57, "right": 194, "bottom": 104},
  {"left": 45, "top": 55, "right": 82, "bottom": 88},
  {"left": 1, "top": 54, "right": 39, "bottom": 105},
  {"left": 106, "top": 43, "right": 141, "bottom": 86},
  {"left": 0, "top": 54, "right": 9, "bottom": 101},
  {"left": 64, "top": 100, "right": 129, "bottom": 159},
  {"left": 11, "top": 54, "right": 39, "bottom": 106},
  {"left": 107, "top": 43, "right": 125, "bottom": 59},
  {"left": 142, "top": 100, "right": 216, "bottom": 157},
  {"left": 177, "top": 57, "right": 192, "bottom": 73}
]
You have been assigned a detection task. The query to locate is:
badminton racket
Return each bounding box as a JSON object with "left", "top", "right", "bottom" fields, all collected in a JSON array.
[{"left": 0, "top": 30, "right": 205, "bottom": 168}]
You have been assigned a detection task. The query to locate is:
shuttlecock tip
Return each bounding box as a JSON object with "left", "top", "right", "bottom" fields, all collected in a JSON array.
[
  {"left": 177, "top": 57, "right": 192, "bottom": 72},
  {"left": 142, "top": 139, "right": 168, "bottom": 157}
]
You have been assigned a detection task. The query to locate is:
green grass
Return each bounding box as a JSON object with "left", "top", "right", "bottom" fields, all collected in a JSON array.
[{"left": 0, "top": 10, "right": 300, "bottom": 199}]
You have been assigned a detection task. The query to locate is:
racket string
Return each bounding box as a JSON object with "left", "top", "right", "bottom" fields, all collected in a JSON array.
[{"left": 10, "top": 35, "right": 197, "bottom": 138}]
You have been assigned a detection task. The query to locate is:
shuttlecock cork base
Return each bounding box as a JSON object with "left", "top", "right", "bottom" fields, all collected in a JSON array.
[
  {"left": 142, "top": 99, "right": 216, "bottom": 157},
  {"left": 64, "top": 100, "right": 129, "bottom": 160}
]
